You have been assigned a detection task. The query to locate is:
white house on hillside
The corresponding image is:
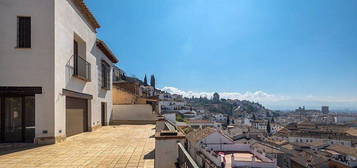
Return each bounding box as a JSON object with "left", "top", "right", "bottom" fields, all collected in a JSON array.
[
  {"left": 0, "top": 0, "right": 118, "bottom": 144},
  {"left": 186, "top": 128, "right": 277, "bottom": 168}
]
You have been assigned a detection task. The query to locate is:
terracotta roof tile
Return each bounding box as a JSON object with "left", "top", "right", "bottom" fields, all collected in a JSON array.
[
  {"left": 72, "top": 0, "right": 100, "bottom": 30},
  {"left": 96, "top": 39, "right": 119, "bottom": 63},
  {"left": 186, "top": 128, "right": 216, "bottom": 144},
  {"left": 327, "top": 144, "right": 357, "bottom": 157}
]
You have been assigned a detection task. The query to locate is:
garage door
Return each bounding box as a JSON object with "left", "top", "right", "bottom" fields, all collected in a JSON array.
[{"left": 66, "top": 97, "right": 88, "bottom": 137}]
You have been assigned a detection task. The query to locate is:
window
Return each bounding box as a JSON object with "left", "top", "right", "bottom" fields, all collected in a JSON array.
[
  {"left": 74, "top": 40, "right": 79, "bottom": 74},
  {"left": 101, "top": 61, "right": 110, "bottom": 90},
  {"left": 17, "top": 17, "right": 31, "bottom": 48},
  {"left": 73, "top": 38, "right": 91, "bottom": 81}
]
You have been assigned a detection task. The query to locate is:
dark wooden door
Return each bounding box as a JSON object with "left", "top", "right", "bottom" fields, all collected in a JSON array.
[
  {"left": 0, "top": 96, "right": 35, "bottom": 143},
  {"left": 101, "top": 102, "right": 106, "bottom": 126},
  {"left": 3, "top": 97, "right": 23, "bottom": 142}
]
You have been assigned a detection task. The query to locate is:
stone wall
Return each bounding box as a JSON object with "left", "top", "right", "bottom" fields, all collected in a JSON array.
[{"left": 112, "top": 87, "right": 136, "bottom": 105}]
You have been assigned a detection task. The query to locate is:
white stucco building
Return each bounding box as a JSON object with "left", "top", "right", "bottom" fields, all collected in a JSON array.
[
  {"left": 214, "top": 113, "right": 227, "bottom": 123},
  {"left": 186, "top": 128, "right": 277, "bottom": 168},
  {"left": 0, "top": 0, "right": 118, "bottom": 144},
  {"left": 251, "top": 120, "right": 282, "bottom": 134},
  {"left": 187, "top": 120, "right": 222, "bottom": 129},
  {"left": 159, "top": 92, "right": 187, "bottom": 111}
]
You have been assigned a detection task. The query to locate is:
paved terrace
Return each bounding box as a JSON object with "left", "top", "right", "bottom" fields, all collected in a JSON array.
[{"left": 0, "top": 125, "right": 155, "bottom": 168}]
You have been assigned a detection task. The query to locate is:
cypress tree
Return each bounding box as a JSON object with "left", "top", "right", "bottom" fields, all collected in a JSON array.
[
  {"left": 143, "top": 74, "right": 148, "bottom": 86},
  {"left": 267, "top": 120, "right": 271, "bottom": 134},
  {"left": 150, "top": 74, "right": 156, "bottom": 88}
]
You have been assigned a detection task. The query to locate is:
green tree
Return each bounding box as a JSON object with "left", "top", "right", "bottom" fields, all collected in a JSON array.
[
  {"left": 150, "top": 74, "right": 156, "bottom": 88},
  {"left": 213, "top": 92, "right": 220, "bottom": 102},
  {"left": 143, "top": 74, "right": 148, "bottom": 86},
  {"left": 267, "top": 120, "right": 271, "bottom": 134}
]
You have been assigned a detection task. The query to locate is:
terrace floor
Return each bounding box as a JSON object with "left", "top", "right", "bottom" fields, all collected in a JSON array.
[{"left": 0, "top": 124, "right": 155, "bottom": 168}]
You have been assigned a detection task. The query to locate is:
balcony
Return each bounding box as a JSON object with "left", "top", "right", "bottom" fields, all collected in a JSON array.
[{"left": 73, "top": 56, "right": 91, "bottom": 81}]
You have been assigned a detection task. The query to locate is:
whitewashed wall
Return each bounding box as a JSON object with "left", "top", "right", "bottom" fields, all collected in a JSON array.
[
  {"left": 155, "top": 138, "right": 185, "bottom": 168},
  {"left": 111, "top": 104, "right": 156, "bottom": 122},
  {"left": 0, "top": 0, "right": 114, "bottom": 142},
  {"left": 0, "top": 0, "right": 55, "bottom": 139},
  {"left": 288, "top": 136, "right": 352, "bottom": 147},
  {"left": 54, "top": 0, "right": 114, "bottom": 137}
]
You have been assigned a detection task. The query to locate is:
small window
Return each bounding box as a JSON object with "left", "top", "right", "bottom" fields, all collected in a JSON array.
[
  {"left": 17, "top": 17, "right": 31, "bottom": 48},
  {"left": 101, "top": 61, "right": 110, "bottom": 90}
]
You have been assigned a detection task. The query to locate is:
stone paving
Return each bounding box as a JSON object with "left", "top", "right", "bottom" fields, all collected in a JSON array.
[{"left": 0, "top": 125, "right": 155, "bottom": 168}]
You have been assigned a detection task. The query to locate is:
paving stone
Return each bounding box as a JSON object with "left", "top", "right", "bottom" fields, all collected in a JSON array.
[{"left": 0, "top": 125, "right": 155, "bottom": 168}]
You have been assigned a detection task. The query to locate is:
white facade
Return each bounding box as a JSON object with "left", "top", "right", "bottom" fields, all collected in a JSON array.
[
  {"left": 0, "top": 0, "right": 56, "bottom": 142},
  {"left": 214, "top": 113, "right": 227, "bottom": 123},
  {"left": 188, "top": 121, "right": 222, "bottom": 129},
  {"left": 0, "top": 0, "right": 117, "bottom": 144},
  {"left": 188, "top": 130, "right": 276, "bottom": 168},
  {"left": 273, "top": 135, "right": 353, "bottom": 147},
  {"left": 243, "top": 118, "right": 252, "bottom": 126},
  {"left": 287, "top": 136, "right": 352, "bottom": 147},
  {"left": 251, "top": 121, "right": 282, "bottom": 134},
  {"left": 159, "top": 92, "right": 187, "bottom": 112}
]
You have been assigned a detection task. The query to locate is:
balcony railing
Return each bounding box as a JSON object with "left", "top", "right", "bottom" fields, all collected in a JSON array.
[
  {"left": 74, "top": 56, "right": 91, "bottom": 81},
  {"left": 176, "top": 143, "right": 199, "bottom": 168}
]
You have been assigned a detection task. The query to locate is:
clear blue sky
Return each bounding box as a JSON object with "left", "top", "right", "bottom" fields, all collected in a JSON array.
[{"left": 86, "top": 0, "right": 357, "bottom": 110}]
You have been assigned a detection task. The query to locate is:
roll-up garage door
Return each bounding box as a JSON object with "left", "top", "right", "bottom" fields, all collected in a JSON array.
[{"left": 66, "top": 97, "right": 88, "bottom": 137}]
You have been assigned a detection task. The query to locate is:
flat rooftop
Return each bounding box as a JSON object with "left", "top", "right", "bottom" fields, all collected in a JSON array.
[
  {"left": 223, "top": 152, "right": 262, "bottom": 162},
  {"left": 0, "top": 125, "right": 155, "bottom": 168}
]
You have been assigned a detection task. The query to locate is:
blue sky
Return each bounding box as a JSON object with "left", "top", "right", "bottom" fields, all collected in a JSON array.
[{"left": 86, "top": 0, "right": 357, "bottom": 110}]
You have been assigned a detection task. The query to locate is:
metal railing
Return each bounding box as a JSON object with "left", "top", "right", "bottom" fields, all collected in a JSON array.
[
  {"left": 177, "top": 143, "right": 199, "bottom": 168},
  {"left": 74, "top": 56, "right": 91, "bottom": 81}
]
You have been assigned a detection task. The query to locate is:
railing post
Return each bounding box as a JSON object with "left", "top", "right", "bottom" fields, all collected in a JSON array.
[
  {"left": 177, "top": 143, "right": 200, "bottom": 168},
  {"left": 73, "top": 56, "right": 91, "bottom": 81}
]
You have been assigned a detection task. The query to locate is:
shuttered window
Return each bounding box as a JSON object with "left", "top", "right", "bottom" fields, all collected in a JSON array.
[
  {"left": 101, "top": 61, "right": 111, "bottom": 90},
  {"left": 17, "top": 17, "right": 31, "bottom": 48}
]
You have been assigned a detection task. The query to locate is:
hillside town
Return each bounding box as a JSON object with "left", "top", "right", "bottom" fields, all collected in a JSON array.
[
  {"left": 157, "top": 91, "right": 357, "bottom": 168},
  {"left": 1, "top": 0, "right": 357, "bottom": 168}
]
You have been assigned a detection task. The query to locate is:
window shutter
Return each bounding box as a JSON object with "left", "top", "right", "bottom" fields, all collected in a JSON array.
[
  {"left": 101, "top": 62, "right": 111, "bottom": 89},
  {"left": 106, "top": 66, "right": 110, "bottom": 89},
  {"left": 17, "top": 17, "right": 31, "bottom": 48}
]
